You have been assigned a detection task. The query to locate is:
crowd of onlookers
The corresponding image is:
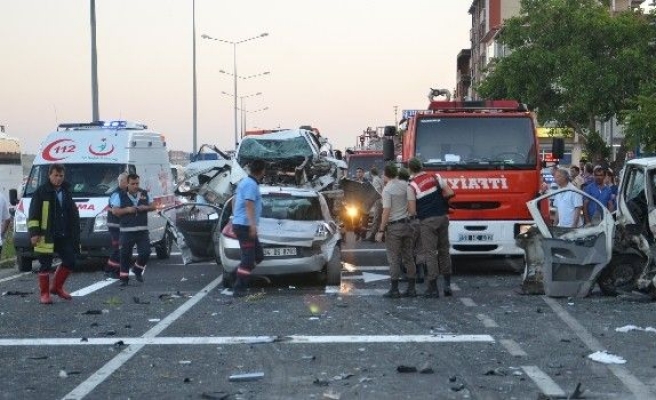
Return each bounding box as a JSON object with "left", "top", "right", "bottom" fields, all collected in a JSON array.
[{"left": 543, "top": 151, "right": 636, "bottom": 228}]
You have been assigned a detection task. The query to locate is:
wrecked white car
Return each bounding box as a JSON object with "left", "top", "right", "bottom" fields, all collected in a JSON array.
[
  {"left": 218, "top": 185, "right": 341, "bottom": 287},
  {"left": 521, "top": 159, "right": 656, "bottom": 299}
]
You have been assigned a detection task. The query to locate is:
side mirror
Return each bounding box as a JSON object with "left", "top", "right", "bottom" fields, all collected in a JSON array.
[{"left": 9, "top": 189, "right": 18, "bottom": 206}]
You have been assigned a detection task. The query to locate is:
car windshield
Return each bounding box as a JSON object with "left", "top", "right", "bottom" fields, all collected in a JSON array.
[
  {"left": 414, "top": 116, "right": 537, "bottom": 168},
  {"left": 238, "top": 136, "right": 313, "bottom": 161},
  {"left": 23, "top": 163, "right": 126, "bottom": 197},
  {"left": 262, "top": 194, "right": 323, "bottom": 221},
  {"left": 346, "top": 155, "right": 385, "bottom": 179}
]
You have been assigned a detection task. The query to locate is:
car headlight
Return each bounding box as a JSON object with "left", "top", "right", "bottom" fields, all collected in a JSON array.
[
  {"left": 94, "top": 211, "right": 109, "bottom": 232},
  {"left": 345, "top": 205, "right": 359, "bottom": 218},
  {"left": 14, "top": 212, "right": 27, "bottom": 232}
]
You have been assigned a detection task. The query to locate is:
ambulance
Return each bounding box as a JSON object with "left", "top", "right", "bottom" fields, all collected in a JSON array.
[{"left": 12, "top": 120, "right": 176, "bottom": 271}]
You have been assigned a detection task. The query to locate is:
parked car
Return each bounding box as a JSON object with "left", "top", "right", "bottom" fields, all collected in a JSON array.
[{"left": 217, "top": 185, "right": 342, "bottom": 288}]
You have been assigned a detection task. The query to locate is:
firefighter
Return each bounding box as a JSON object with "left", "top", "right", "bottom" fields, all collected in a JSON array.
[{"left": 28, "top": 164, "right": 80, "bottom": 304}]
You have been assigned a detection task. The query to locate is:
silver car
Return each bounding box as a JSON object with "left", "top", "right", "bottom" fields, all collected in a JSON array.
[{"left": 217, "top": 185, "right": 342, "bottom": 288}]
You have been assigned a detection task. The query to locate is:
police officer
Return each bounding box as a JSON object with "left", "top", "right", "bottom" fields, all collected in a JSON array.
[
  {"left": 28, "top": 164, "right": 80, "bottom": 304},
  {"left": 408, "top": 158, "right": 455, "bottom": 297},
  {"left": 375, "top": 163, "right": 417, "bottom": 298},
  {"left": 113, "top": 173, "right": 155, "bottom": 286},
  {"left": 105, "top": 172, "right": 128, "bottom": 278}
]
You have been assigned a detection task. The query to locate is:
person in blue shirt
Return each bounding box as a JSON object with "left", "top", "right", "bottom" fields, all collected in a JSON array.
[
  {"left": 583, "top": 166, "right": 615, "bottom": 225},
  {"left": 231, "top": 159, "right": 266, "bottom": 297}
]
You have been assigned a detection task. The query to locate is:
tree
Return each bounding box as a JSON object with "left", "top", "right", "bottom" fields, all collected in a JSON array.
[{"left": 477, "top": 0, "right": 653, "bottom": 158}]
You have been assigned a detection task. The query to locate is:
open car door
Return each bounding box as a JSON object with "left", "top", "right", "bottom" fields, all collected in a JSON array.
[
  {"left": 159, "top": 203, "right": 222, "bottom": 265},
  {"left": 525, "top": 187, "right": 615, "bottom": 297}
]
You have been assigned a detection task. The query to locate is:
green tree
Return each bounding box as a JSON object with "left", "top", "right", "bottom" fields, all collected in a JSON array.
[{"left": 477, "top": 0, "right": 653, "bottom": 156}]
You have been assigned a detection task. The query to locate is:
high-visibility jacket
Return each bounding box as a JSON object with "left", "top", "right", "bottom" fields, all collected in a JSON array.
[{"left": 28, "top": 181, "right": 80, "bottom": 254}]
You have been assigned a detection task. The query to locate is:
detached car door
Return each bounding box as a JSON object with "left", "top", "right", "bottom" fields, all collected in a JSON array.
[{"left": 525, "top": 187, "right": 615, "bottom": 297}]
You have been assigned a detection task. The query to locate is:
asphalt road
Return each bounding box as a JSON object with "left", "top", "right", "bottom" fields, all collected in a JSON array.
[{"left": 0, "top": 242, "right": 655, "bottom": 400}]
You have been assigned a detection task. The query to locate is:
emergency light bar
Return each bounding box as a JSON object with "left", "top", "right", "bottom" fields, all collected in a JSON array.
[
  {"left": 57, "top": 120, "right": 148, "bottom": 131},
  {"left": 428, "top": 100, "right": 528, "bottom": 112}
]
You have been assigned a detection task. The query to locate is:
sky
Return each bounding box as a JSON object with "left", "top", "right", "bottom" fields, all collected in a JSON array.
[{"left": 0, "top": 0, "right": 472, "bottom": 156}]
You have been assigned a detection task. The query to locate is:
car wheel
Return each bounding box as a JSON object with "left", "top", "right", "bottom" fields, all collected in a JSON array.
[
  {"left": 155, "top": 227, "right": 173, "bottom": 259},
  {"left": 597, "top": 254, "right": 644, "bottom": 296},
  {"left": 324, "top": 246, "right": 342, "bottom": 285},
  {"left": 222, "top": 267, "right": 235, "bottom": 288},
  {"left": 17, "top": 253, "right": 33, "bottom": 272}
]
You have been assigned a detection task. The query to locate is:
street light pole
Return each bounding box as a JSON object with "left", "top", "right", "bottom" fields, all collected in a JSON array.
[
  {"left": 192, "top": 0, "right": 198, "bottom": 153},
  {"left": 242, "top": 107, "right": 269, "bottom": 136},
  {"left": 221, "top": 91, "right": 262, "bottom": 138},
  {"left": 201, "top": 32, "right": 269, "bottom": 148},
  {"left": 90, "top": 0, "right": 99, "bottom": 122}
]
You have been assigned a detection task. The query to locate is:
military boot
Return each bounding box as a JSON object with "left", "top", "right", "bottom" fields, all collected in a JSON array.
[
  {"left": 401, "top": 279, "right": 417, "bottom": 298},
  {"left": 443, "top": 275, "right": 453, "bottom": 297},
  {"left": 383, "top": 279, "right": 401, "bottom": 298},
  {"left": 423, "top": 279, "right": 439, "bottom": 298}
]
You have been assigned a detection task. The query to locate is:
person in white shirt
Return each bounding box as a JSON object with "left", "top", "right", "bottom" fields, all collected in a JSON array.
[{"left": 552, "top": 168, "right": 583, "bottom": 228}]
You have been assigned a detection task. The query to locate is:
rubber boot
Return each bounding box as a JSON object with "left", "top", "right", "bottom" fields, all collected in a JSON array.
[
  {"left": 51, "top": 266, "right": 72, "bottom": 300},
  {"left": 416, "top": 263, "right": 426, "bottom": 284},
  {"left": 383, "top": 279, "right": 401, "bottom": 298},
  {"left": 38, "top": 273, "right": 53, "bottom": 304},
  {"left": 443, "top": 275, "right": 453, "bottom": 297},
  {"left": 401, "top": 279, "right": 417, "bottom": 298},
  {"left": 424, "top": 279, "right": 439, "bottom": 298}
]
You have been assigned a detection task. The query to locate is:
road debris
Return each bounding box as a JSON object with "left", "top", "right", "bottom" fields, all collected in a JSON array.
[
  {"left": 396, "top": 365, "right": 417, "bottom": 373},
  {"left": 2, "top": 290, "right": 32, "bottom": 296},
  {"left": 322, "top": 389, "right": 341, "bottom": 399},
  {"left": 228, "top": 372, "right": 264, "bottom": 382},
  {"left": 587, "top": 350, "right": 626, "bottom": 364},
  {"left": 200, "top": 391, "right": 231, "bottom": 400}
]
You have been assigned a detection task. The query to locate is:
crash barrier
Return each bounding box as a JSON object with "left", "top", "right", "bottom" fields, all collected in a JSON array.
[{"left": 540, "top": 232, "right": 608, "bottom": 297}]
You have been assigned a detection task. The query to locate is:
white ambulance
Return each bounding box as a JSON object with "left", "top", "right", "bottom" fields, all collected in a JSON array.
[{"left": 13, "top": 120, "right": 176, "bottom": 271}]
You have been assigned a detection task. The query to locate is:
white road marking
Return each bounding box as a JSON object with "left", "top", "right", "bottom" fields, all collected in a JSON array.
[
  {"left": 0, "top": 334, "right": 495, "bottom": 346},
  {"left": 521, "top": 366, "right": 566, "bottom": 397},
  {"left": 0, "top": 272, "right": 30, "bottom": 283},
  {"left": 544, "top": 297, "right": 655, "bottom": 400},
  {"left": 325, "top": 286, "right": 388, "bottom": 296},
  {"left": 62, "top": 275, "right": 224, "bottom": 400},
  {"left": 500, "top": 339, "right": 527, "bottom": 357},
  {"left": 476, "top": 313, "right": 499, "bottom": 328},
  {"left": 341, "top": 248, "right": 386, "bottom": 253},
  {"left": 460, "top": 297, "right": 477, "bottom": 307},
  {"left": 71, "top": 279, "right": 117, "bottom": 297},
  {"left": 341, "top": 272, "right": 389, "bottom": 283},
  {"left": 342, "top": 263, "right": 389, "bottom": 272}
]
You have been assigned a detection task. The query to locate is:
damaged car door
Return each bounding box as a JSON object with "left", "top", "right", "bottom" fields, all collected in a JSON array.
[{"left": 525, "top": 187, "right": 615, "bottom": 297}]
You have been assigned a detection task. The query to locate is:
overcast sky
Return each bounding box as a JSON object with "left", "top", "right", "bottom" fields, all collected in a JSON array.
[{"left": 1, "top": 0, "right": 471, "bottom": 155}]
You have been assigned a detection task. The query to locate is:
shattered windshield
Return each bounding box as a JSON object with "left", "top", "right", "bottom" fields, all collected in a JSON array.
[
  {"left": 238, "top": 136, "right": 313, "bottom": 161},
  {"left": 415, "top": 116, "right": 537, "bottom": 168},
  {"left": 23, "top": 163, "right": 126, "bottom": 197}
]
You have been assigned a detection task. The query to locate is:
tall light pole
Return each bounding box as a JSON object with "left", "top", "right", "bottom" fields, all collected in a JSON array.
[
  {"left": 221, "top": 91, "right": 262, "bottom": 137},
  {"left": 192, "top": 0, "right": 198, "bottom": 153},
  {"left": 90, "top": 0, "right": 99, "bottom": 122},
  {"left": 201, "top": 32, "right": 269, "bottom": 148},
  {"left": 241, "top": 107, "right": 269, "bottom": 136}
]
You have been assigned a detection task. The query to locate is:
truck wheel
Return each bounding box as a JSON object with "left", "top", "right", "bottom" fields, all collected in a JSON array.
[
  {"left": 324, "top": 246, "right": 342, "bottom": 286},
  {"left": 597, "top": 254, "right": 644, "bottom": 296},
  {"left": 155, "top": 228, "right": 173, "bottom": 259},
  {"left": 17, "top": 253, "right": 33, "bottom": 272}
]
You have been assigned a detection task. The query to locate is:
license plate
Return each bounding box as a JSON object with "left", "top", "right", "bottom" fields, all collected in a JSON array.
[
  {"left": 263, "top": 247, "right": 297, "bottom": 257},
  {"left": 458, "top": 233, "right": 494, "bottom": 242}
]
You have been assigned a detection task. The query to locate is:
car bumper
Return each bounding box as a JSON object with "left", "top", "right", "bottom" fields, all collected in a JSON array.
[{"left": 219, "top": 237, "right": 329, "bottom": 275}]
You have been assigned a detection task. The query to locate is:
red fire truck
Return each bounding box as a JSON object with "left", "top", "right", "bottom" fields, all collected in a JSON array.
[{"left": 389, "top": 90, "right": 541, "bottom": 257}]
